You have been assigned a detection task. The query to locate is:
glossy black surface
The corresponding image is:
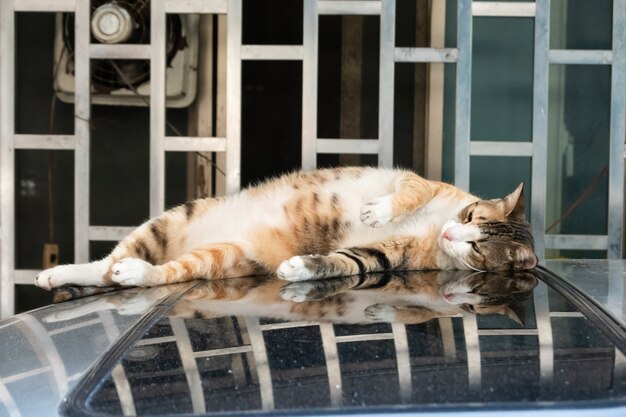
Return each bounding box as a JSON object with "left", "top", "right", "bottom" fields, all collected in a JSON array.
[{"left": 68, "top": 270, "right": 626, "bottom": 416}]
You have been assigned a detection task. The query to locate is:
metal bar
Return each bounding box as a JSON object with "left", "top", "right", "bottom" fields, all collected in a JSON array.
[
  {"left": 378, "top": 0, "right": 395, "bottom": 167},
  {"left": 14, "top": 0, "right": 75, "bottom": 12},
  {"left": 1, "top": 366, "right": 51, "bottom": 384},
  {"left": 89, "top": 44, "right": 151, "bottom": 59},
  {"left": 0, "top": 379, "right": 20, "bottom": 417},
  {"left": 545, "top": 234, "right": 608, "bottom": 250},
  {"left": 394, "top": 47, "right": 458, "bottom": 63},
  {"left": 335, "top": 333, "right": 393, "bottom": 343},
  {"left": 302, "top": 0, "right": 318, "bottom": 170},
  {"left": 164, "top": 137, "right": 227, "bottom": 152},
  {"left": 134, "top": 335, "right": 177, "bottom": 346},
  {"left": 478, "top": 329, "right": 538, "bottom": 336},
  {"left": 454, "top": 0, "right": 472, "bottom": 191},
  {"left": 0, "top": 0, "right": 16, "bottom": 317},
  {"left": 74, "top": 0, "right": 90, "bottom": 263},
  {"left": 19, "top": 315, "right": 68, "bottom": 396},
  {"left": 534, "top": 282, "right": 554, "bottom": 396},
  {"left": 89, "top": 226, "right": 135, "bottom": 241},
  {"left": 472, "top": 2, "right": 536, "bottom": 17},
  {"left": 549, "top": 311, "right": 584, "bottom": 318},
  {"left": 170, "top": 318, "right": 206, "bottom": 414},
  {"left": 462, "top": 313, "right": 481, "bottom": 397},
  {"left": 163, "top": 0, "right": 228, "bottom": 14},
  {"left": 14, "top": 134, "right": 76, "bottom": 150},
  {"left": 226, "top": 0, "right": 242, "bottom": 193},
  {"left": 245, "top": 317, "right": 274, "bottom": 410},
  {"left": 607, "top": 0, "right": 626, "bottom": 259},
  {"left": 317, "top": 1, "right": 381, "bottom": 15},
  {"left": 608, "top": 261, "right": 625, "bottom": 319},
  {"left": 316, "top": 138, "right": 379, "bottom": 154},
  {"left": 48, "top": 319, "right": 102, "bottom": 336},
  {"left": 438, "top": 318, "right": 457, "bottom": 360},
  {"left": 193, "top": 345, "right": 252, "bottom": 358},
  {"left": 392, "top": 323, "right": 412, "bottom": 403},
  {"left": 319, "top": 323, "right": 342, "bottom": 407},
  {"left": 110, "top": 364, "right": 137, "bottom": 417},
  {"left": 531, "top": 0, "right": 550, "bottom": 261},
  {"left": 260, "top": 321, "right": 318, "bottom": 331},
  {"left": 470, "top": 141, "right": 533, "bottom": 156},
  {"left": 150, "top": 0, "right": 167, "bottom": 216},
  {"left": 14, "top": 270, "right": 38, "bottom": 285},
  {"left": 549, "top": 49, "right": 613, "bottom": 65},
  {"left": 240, "top": 45, "right": 304, "bottom": 61},
  {"left": 99, "top": 311, "right": 136, "bottom": 417}
]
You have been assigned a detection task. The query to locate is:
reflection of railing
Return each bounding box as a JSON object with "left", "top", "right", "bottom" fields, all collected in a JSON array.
[
  {"left": 0, "top": 310, "right": 126, "bottom": 417},
  {"left": 2, "top": 278, "right": 626, "bottom": 416},
  {"left": 104, "top": 288, "right": 560, "bottom": 413}
]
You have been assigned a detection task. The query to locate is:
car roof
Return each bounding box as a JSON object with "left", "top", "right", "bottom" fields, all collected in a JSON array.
[{"left": 2, "top": 262, "right": 626, "bottom": 417}]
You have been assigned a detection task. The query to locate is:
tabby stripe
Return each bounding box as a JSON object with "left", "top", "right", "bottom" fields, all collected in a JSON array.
[
  {"left": 336, "top": 251, "right": 365, "bottom": 274},
  {"left": 360, "top": 273, "right": 392, "bottom": 289},
  {"left": 352, "top": 247, "right": 392, "bottom": 270},
  {"left": 355, "top": 274, "right": 367, "bottom": 288},
  {"left": 135, "top": 240, "right": 157, "bottom": 265},
  {"left": 184, "top": 201, "right": 196, "bottom": 219},
  {"left": 150, "top": 222, "right": 168, "bottom": 254}
]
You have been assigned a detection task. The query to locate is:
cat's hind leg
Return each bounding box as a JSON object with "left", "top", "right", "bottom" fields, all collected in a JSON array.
[
  {"left": 111, "top": 242, "right": 265, "bottom": 287},
  {"left": 36, "top": 259, "right": 111, "bottom": 290}
]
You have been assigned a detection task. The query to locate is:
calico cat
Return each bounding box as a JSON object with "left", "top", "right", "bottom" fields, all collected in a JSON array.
[
  {"left": 35, "top": 167, "right": 537, "bottom": 291},
  {"left": 45, "top": 270, "right": 538, "bottom": 325}
]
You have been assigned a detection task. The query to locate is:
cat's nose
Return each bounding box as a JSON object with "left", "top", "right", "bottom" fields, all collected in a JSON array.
[{"left": 443, "top": 229, "right": 453, "bottom": 240}]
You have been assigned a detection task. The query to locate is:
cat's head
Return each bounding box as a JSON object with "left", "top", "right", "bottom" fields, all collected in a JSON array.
[
  {"left": 439, "top": 183, "right": 538, "bottom": 271},
  {"left": 440, "top": 270, "right": 538, "bottom": 325}
]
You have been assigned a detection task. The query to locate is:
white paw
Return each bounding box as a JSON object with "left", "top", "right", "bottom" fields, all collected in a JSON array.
[
  {"left": 277, "top": 256, "right": 315, "bottom": 282},
  {"left": 280, "top": 282, "right": 314, "bottom": 302},
  {"left": 364, "top": 303, "right": 396, "bottom": 322},
  {"left": 360, "top": 195, "right": 394, "bottom": 227},
  {"left": 35, "top": 265, "right": 76, "bottom": 290},
  {"left": 111, "top": 258, "right": 154, "bottom": 286}
]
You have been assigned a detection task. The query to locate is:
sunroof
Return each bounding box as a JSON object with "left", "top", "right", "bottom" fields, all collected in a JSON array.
[{"left": 64, "top": 269, "right": 626, "bottom": 416}]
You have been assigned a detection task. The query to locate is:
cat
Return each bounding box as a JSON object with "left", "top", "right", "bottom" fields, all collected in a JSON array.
[
  {"left": 45, "top": 270, "right": 538, "bottom": 326},
  {"left": 35, "top": 167, "right": 537, "bottom": 291}
]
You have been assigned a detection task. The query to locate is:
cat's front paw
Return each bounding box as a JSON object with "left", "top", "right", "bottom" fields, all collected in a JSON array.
[
  {"left": 280, "top": 282, "right": 315, "bottom": 302},
  {"left": 364, "top": 303, "right": 397, "bottom": 322},
  {"left": 111, "top": 258, "right": 158, "bottom": 287},
  {"left": 360, "top": 196, "right": 394, "bottom": 227},
  {"left": 277, "top": 256, "right": 316, "bottom": 282},
  {"left": 36, "top": 265, "right": 76, "bottom": 290}
]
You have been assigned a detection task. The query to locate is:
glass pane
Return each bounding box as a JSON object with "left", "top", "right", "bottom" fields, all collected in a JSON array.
[{"left": 78, "top": 270, "right": 626, "bottom": 415}]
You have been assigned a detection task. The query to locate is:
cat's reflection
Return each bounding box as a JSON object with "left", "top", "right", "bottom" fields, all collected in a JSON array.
[{"left": 170, "top": 270, "right": 538, "bottom": 325}]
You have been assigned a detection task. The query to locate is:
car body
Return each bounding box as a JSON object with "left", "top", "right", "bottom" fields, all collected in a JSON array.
[{"left": 1, "top": 260, "right": 626, "bottom": 417}]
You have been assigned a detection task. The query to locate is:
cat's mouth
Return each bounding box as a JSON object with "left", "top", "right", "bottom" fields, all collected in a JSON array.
[
  {"left": 440, "top": 279, "right": 483, "bottom": 305},
  {"left": 439, "top": 221, "right": 485, "bottom": 272}
]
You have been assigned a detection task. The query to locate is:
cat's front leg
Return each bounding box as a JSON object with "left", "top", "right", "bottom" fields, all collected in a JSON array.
[
  {"left": 277, "top": 238, "right": 421, "bottom": 281},
  {"left": 365, "top": 304, "right": 442, "bottom": 324},
  {"left": 280, "top": 276, "right": 362, "bottom": 301},
  {"left": 360, "top": 171, "right": 437, "bottom": 227}
]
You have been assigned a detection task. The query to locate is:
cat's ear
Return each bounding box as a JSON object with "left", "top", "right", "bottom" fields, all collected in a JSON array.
[
  {"left": 503, "top": 182, "right": 526, "bottom": 219},
  {"left": 503, "top": 304, "right": 525, "bottom": 327},
  {"left": 513, "top": 246, "right": 538, "bottom": 270},
  {"left": 513, "top": 271, "right": 539, "bottom": 292}
]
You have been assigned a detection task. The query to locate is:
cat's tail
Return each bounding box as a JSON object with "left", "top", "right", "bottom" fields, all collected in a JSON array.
[{"left": 51, "top": 285, "right": 125, "bottom": 303}]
